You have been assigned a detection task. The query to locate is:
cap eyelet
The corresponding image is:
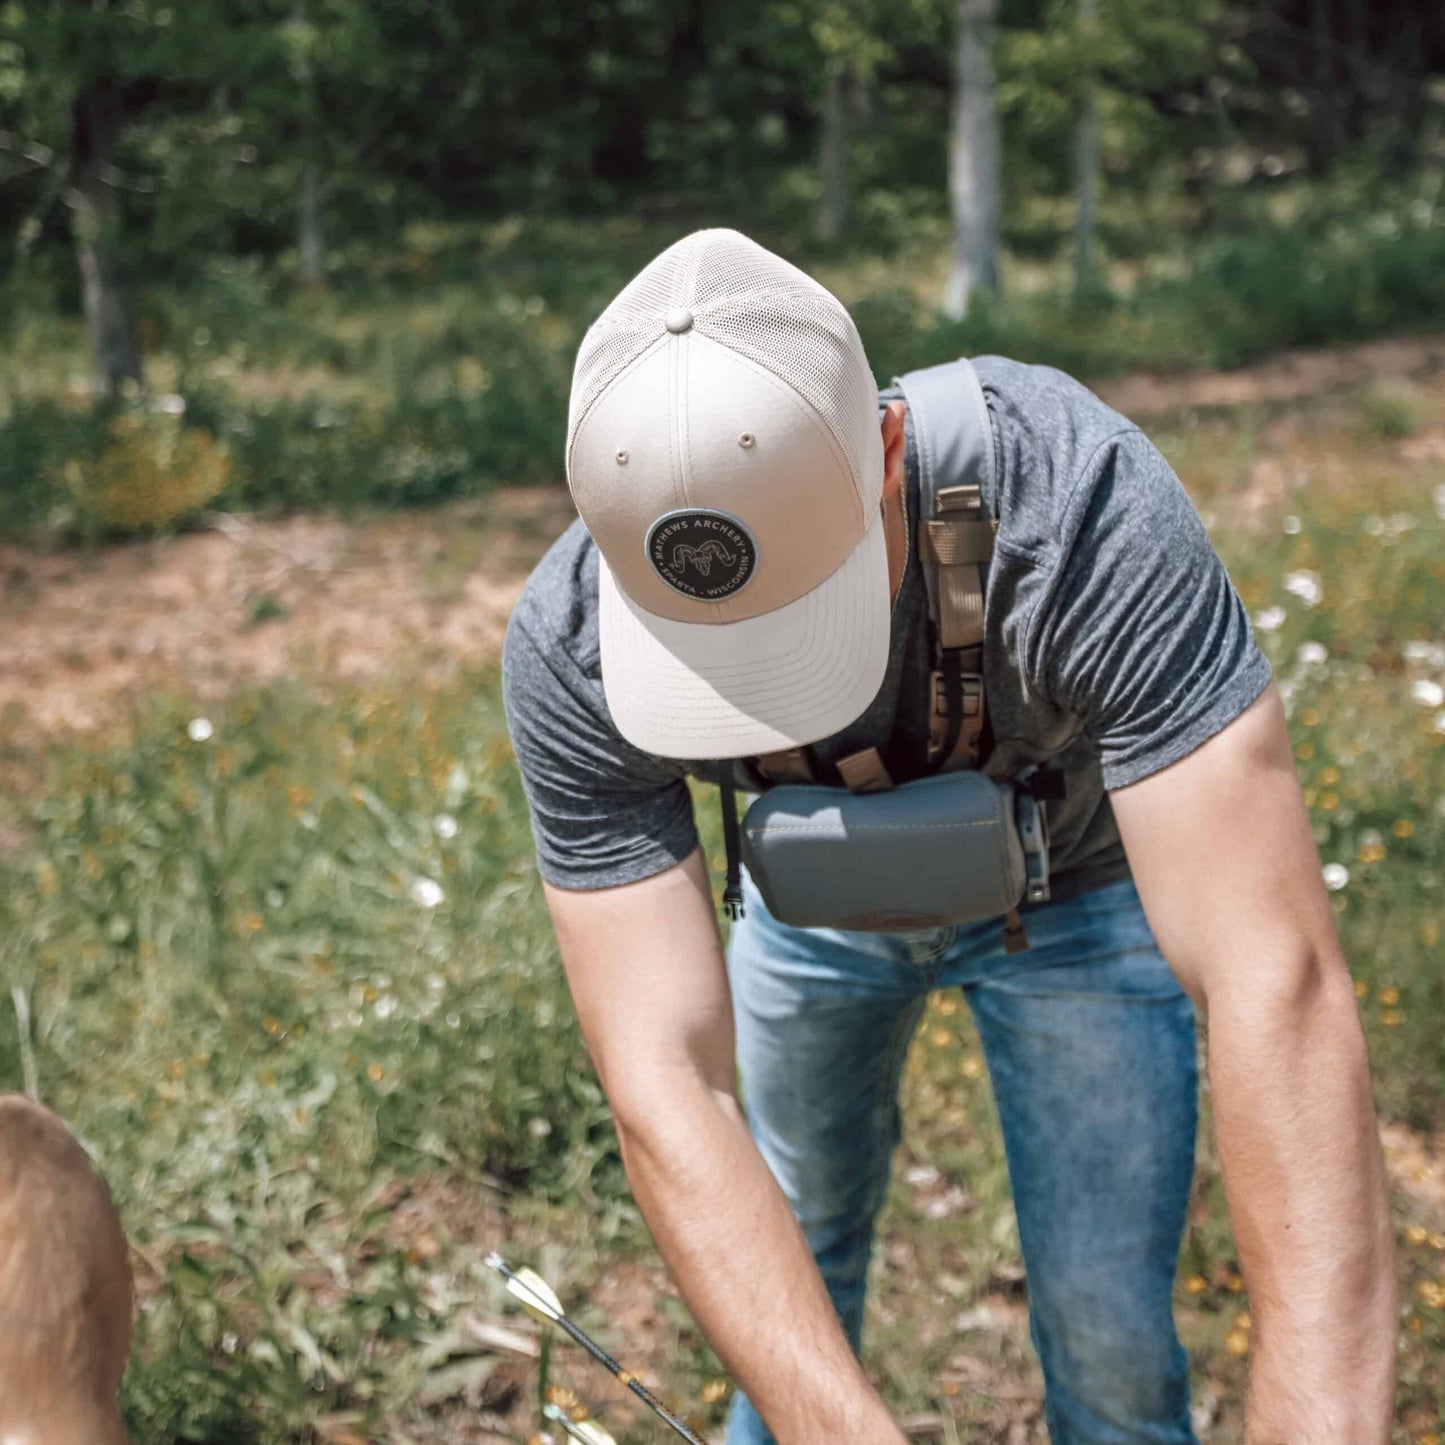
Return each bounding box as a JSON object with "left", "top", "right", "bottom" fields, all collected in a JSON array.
[
  {"left": 738, "top": 432, "right": 756, "bottom": 449},
  {"left": 615, "top": 449, "right": 629, "bottom": 465}
]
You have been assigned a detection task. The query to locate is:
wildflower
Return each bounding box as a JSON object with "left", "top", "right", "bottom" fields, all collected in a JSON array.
[
  {"left": 1378, "top": 986, "right": 1400, "bottom": 1006},
  {"left": 366, "top": 1063, "right": 385, "bottom": 1082},
  {"left": 1411, "top": 679, "right": 1445, "bottom": 708},
  {"left": 1297, "top": 641, "right": 1328, "bottom": 666},
  {"left": 1381, "top": 1009, "right": 1402, "bottom": 1027},
  {"left": 410, "top": 877, "right": 445, "bottom": 908},
  {"left": 434, "top": 813, "right": 459, "bottom": 840},
  {"left": 1322, "top": 863, "right": 1349, "bottom": 891},
  {"left": 1184, "top": 1275, "right": 1208, "bottom": 1295},
  {"left": 187, "top": 717, "right": 214, "bottom": 742},
  {"left": 1283, "top": 570, "right": 1323, "bottom": 607},
  {"left": 1393, "top": 819, "right": 1415, "bottom": 838},
  {"left": 1253, "top": 606, "right": 1286, "bottom": 632},
  {"left": 1435, "top": 712, "right": 1445, "bottom": 735},
  {"left": 1282, "top": 515, "right": 1301, "bottom": 535},
  {"left": 1223, "top": 1329, "right": 1250, "bottom": 1356},
  {"left": 1405, "top": 1224, "right": 1428, "bottom": 1245},
  {"left": 700, "top": 1380, "right": 728, "bottom": 1404}
]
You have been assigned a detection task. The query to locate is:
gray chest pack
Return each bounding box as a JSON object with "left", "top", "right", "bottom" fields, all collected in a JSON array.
[{"left": 715, "top": 358, "right": 1057, "bottom": 953}]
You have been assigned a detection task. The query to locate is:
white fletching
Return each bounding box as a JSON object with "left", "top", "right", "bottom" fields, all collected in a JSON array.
[{"left": 485, "top": 1252, "right": 564, "bottom": 1323}]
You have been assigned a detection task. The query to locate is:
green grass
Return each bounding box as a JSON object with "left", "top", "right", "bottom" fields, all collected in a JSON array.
[
  {"left": 0, "top": 379, "right": 1442, "bottom": 1441},
  {"left": 2, "top": 186, "right": 1443, "bottom": 537}
]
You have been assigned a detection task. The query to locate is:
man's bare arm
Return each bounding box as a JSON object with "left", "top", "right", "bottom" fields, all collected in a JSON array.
[
  {"left": 544, "top": 850, "right": 907, "bottom": 1445},
  {"left": 1110, "top": 683, "right": 1397, "bottom": 1444}
]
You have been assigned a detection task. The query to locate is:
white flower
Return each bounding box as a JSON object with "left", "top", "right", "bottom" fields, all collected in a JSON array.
[
  {"left": 154, "top": 393, "right": 186, "bottom": 417},
  {"left": 527, "top": 1117, "right": 553, "bottom": 1138},
  {"left": 1411, "top": 679, "right": 1445, "bottom": 709},
  {"left": 1322, "top": 863, "right": 1350, "bottom": 892},
  {"left": 433, "top": 813, "right": 459, "bottom": 840},
  {"left": 187, "top": 717, "right": 214, "bottom": 742},
  {"left": 1358, "top": 827, "right": 1383, "bottom": 849},
  {"left": 1403, "top": 641, "right": 1445, "bottom": 667},
  {"left": 1364, "top": 516, "right": 1385, "bottom": 536},
  {"left": 1297, "top": 641, "right": 1328, "bottom": 666},
  {"left": 1283, "top": 570, "right": 1323, "bottom": 608},
  {"left": 409, "top": 877, "right": 444, "bottom": 909},
  {"left": 1434, "top": 484, "right": 1445, "bottom": 522},
  {"left": 1282, "top": 515, "right": 1301, "bottom": 535},
  {"left": 1436, "top": 711, "right": 1445, "bottom": 735},
  {"left": 374, "top": 994, "right": 398, "bottom": 1020},
  {"left": 1254, "top": 606, "right": 1287, "bottom": 632}
]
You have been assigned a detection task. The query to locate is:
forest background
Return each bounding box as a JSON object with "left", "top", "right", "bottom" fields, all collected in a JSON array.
[{"left": 1, "top": 2, "right": 1444, "bottom": 1443}]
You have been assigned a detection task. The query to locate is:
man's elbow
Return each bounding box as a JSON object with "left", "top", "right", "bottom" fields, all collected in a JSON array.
[
  {"left": 604, "top": 1061, "right": 743, "bottom": 1162},
  {"left": 1193, "top": 936, "right": 1360, "bottom": 1041}
]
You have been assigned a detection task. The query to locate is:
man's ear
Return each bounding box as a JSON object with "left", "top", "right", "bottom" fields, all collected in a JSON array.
[{"left": 881, "top": 401, "right": 907, "bottom": 501}]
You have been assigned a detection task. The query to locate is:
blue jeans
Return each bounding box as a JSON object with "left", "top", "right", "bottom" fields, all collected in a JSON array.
[{"left": 723, "top": 873, "right": 1199, "bottom": 1445}]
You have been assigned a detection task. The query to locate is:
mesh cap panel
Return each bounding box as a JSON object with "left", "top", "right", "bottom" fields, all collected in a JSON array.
[{"left": 567, "top": 229, "right": 879, "bottom": 505}]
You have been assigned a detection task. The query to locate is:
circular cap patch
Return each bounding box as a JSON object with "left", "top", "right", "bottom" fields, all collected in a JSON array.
[{"left": 645, "top": 509, "right": 757, "bottom": 601}]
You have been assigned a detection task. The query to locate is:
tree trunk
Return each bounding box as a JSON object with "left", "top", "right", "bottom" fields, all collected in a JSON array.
[
  {"left": 71, "top": 81, "right": 141, "bottom": 402},
  {"left": 815, "top": 57, "right": 850, "bottom": 245},
  {"left": 944, "top": 0, "right": 1000, "bottom": 321},
  {"left": 1073, "top": 0, "right": 1100, "bottom": 300},
  {"left": 299, "top": 162, "right": 326, "bottom": 286}
]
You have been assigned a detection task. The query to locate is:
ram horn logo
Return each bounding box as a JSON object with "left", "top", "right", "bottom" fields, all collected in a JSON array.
[{"left": 672, "top": 539, "right": 736, "bottom": 576}]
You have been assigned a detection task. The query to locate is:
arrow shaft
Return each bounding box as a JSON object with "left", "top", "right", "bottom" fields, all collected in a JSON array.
[{"left": 488, "top": 1255, "right": 709, "bottom": 1445}]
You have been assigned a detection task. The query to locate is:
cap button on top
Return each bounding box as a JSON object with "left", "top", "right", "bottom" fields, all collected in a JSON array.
[{"left": 663, "top": 306, "right": 694, "bottom": 335}]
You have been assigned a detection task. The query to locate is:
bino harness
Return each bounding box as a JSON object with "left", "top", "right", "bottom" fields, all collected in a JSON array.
[{"left": 715, "top": 359, "right": 1058, "bottom": 953}]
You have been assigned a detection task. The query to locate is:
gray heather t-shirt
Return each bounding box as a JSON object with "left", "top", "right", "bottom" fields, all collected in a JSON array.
[{"left": 502, "top": 355, "right": 1272, "bottom": 903}]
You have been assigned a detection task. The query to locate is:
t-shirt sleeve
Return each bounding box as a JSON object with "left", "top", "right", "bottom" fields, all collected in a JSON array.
[
  {"left": 1025, "top": 427, "right": 1273, "bottom": 790},
  {"left": 501, "top": 611, "right": 699, "bottom": 889}
]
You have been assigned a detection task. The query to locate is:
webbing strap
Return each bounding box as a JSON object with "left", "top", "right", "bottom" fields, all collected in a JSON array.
[
  {"left": 896, "top": 359, "right": 996, "bottom": 776},
  {"left": 837, "top": 746, "right": 893, "bottom": 794},
  {"left": 755, "top": 748, "right": 815, "bottom": 784}
]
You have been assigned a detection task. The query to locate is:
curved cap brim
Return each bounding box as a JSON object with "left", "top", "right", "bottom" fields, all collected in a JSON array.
[{"left": 598, "top": 517, "right": 891, "bottom": 759}]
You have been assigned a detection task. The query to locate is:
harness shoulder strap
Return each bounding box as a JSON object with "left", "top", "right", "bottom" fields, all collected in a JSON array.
[{"left": 895, "top": 358, "right": 997, "bottom": 773}]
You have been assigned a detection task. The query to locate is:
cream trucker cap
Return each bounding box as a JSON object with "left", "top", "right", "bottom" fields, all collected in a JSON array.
[{"left": 565, "top": 229, "right": 888, "bottom": 759}]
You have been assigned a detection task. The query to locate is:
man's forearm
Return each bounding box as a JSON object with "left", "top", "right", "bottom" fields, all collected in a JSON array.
[
  {"left": 612, "top": 1072, "right": 906, "bottom": 1445},
  {"left": 1205, "top": 955, "right": 1397, "bottom": 1443}
]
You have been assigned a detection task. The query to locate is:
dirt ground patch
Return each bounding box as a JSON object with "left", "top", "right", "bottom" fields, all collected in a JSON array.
[
  {"left": 1094, "top": 334, "right": 1445, "bottom": 419},
  {"left": 0, "top": 486, "right": 574, "bottom": 773}
]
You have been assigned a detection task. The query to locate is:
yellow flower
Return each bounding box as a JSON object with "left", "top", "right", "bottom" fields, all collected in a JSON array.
[
  {"left": 1381, "top": 1009, "right": 1403, "bottom": 1027},
  {"left": 366, "top": 1063, "right": 385, "bottom": 1082},
  {"left": 1392, "top": 818, "right": 1415, "bottom": 838},
  {"left": 930, "top": 1028, "right": 952, "bottom": 1049},
  {"left": 1354, "top": 979, "right": 1370, "bottom": 999},
  {"left": 961, "top": 1055, "right": 984, "bottom": 1079},
  {"left": 1378, "top": 986, "right": 1400, "bottom": 1006},
  {"left": 1223, "top": 1329, "right": 1250, "bottom": 1356},
  {"left": 1301, "top": 709, "right": 1320, "bottom": 727},
  {"left": 1295, "top": 741, "right": 1315, "bottom": 761},
  {"left": 700, "top": 1380, "right": 728, "bottom": 1404},
  {"left": 1233, "top": 1311, "right": 1252, "bottom": 1332},
  {"left": 1319, "top": 765, "right": 1341, "bottom": 785},
  {"left": 1183, "top": 1275, "right": 1208, "bottom": 1295},
  {"left": 1405, "top": 1224, "right": 1429, "bottom": 1245},
  {"left": 1319, "top": 791, "right": 1340, "bottom": 811},
  {"left": 262, "top": 1016, "right": 281, "bottom": 1035}
]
